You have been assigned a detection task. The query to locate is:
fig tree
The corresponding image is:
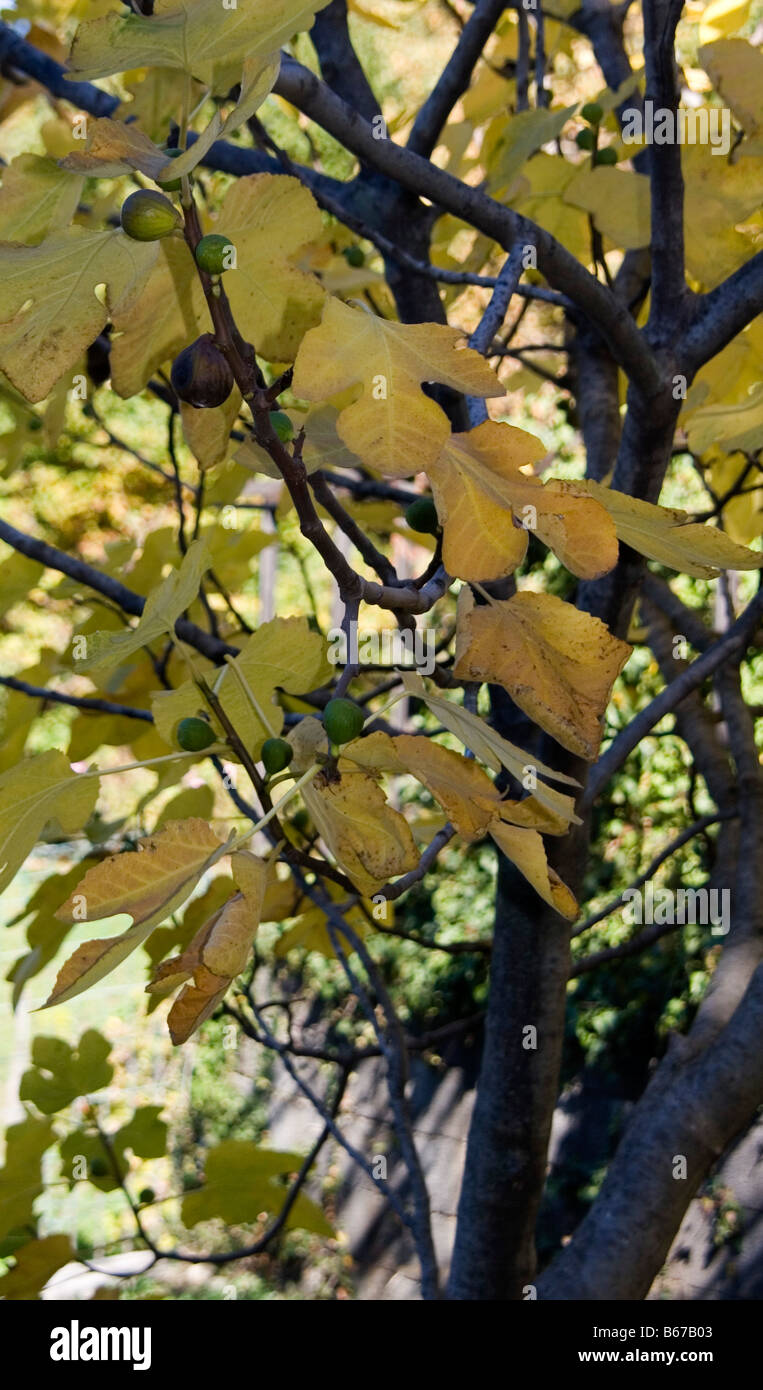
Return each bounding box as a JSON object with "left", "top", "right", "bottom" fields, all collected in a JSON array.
[
  {"left": 323, "top": 697, "right": 365, "bottom": 745},
  {"left": 170, "top": 334, "right": 234, "bottom": 409},
  {"left": 195, "top": 233, "right": 236, "bottom": 275},
  {"left": 120, "top": 189, "right": 182, "bottom": 241}
]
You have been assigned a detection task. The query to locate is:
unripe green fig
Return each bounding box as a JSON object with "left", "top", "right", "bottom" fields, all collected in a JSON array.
[
  {"left": 138, "top": 1187, "right": 156, "bottom": 1205},
  {"left": 261, "top": 737, "right": 294, "bottom": 776},
  {"left": 323, "top": 697, "right": 365, "bottom": 746},
  {"left": 170, "top": 334, "right": 234, "bottom": 409},
  {"left": 90, "top": 1157, "right": 109, "bottom": 1178},
  {"left": 175, "top": 715, "right": 216, "bottom": 751},
  {"left": 594, "top": 146, "right": 618, "bottom": 165},
  {"left": 270, "top": 409, "right": 294, "bottom": 443},
  {"left": 342, "top": 245, "right": 365, "bottom": 267},
  {"left": 405, "top": 496, "right": 440, "bottom": 535},
  {"left": 156, "top": 147, "right": 184, "bottom": 192},
  {"left": 120, "top": 189, "right": 182, "bottom": 241},
  {"left": 195, "top": 233, "right": 236, "bottom": 275},
  {"left": 581, "top": 101, "right": 604, "bottom": 126},
  {"left": 291, "top": 807, "right": 311, "bottom": 835},
  {"left": 575, "top": 127, "right": 596, "bottom": 151}
]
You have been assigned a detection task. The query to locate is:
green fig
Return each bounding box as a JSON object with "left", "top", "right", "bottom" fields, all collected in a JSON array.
[
  {"left": 323, "top": 697, "right": 365, "bottom": 746},
  {"left": 195, "top": 233, "right": 236, "bottom": 275},
  {"left": 120, "top": 189, "right": 182, "bottom": 241},
  {"left": 261, "top": 737, "right": 294, "bottom": 776},
  {"left": 405, "top": 497, "right": 440, "bottom": 535},
  {"left": 175, "top": 716, "right": 217, "bottom": 751}
]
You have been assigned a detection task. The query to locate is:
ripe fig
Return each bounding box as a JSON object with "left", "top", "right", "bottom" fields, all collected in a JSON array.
[
  {"left": 120, "top": 189, "right": 182, "bottom": 241},
  {"left": 405, "top": 497, "right": 439, "bottom": 535},
  {"left": 170, "top": 334, "right": 234, "bottom": 409},
  {"left": 175, "top": 715, "right": 217, "bottom": 751},
  {"left": 195, "top": 233, "right": 236, "bottom": 275},
  {"left": 323, "top": 697, "right": 365, "bottom": 746},
  {"left": 261, "top": 737, "right": 294, "bottom": 776}
]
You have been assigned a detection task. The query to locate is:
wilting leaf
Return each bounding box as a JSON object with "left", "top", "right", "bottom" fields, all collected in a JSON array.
[
  {"left": 454, "top": 587, "right": 631, "bottom": 759},
  {"left": 292, "top": 297, "right": 503, "bottom": 476},
  {"left": 303, "top": 767, "right": 419, "bottom": 894},
  {"left": 426, "top": 420, "right": 618, "bottom": 581},
  {"left": 489, "top": 820, "right": 578, "bottom": 919},
  {"left": 400, "top": 672, "right": 581, "bottom": 822},
  {"left": 148, "top": 852, "right": 270, "bottom": 1044},
  {"left": 43, "top": 818, "right": 234, "bottom": 1008},
  {"left": 581, "top": 479, "right": 763, "bottom": 577},
  {"left": 60, "top": 117, "right": 172, "bottom": 179}
]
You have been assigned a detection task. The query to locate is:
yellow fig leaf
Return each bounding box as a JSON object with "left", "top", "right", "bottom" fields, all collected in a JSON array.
[
  {"left": 214, "top": 174, "right": 325, "bottom": 362},
  {"left": 0, "top": 751, "right": 99, "bottom": 896},
  {"left": 44, "top": 818, "right": 234, "bottom": 1009},
  {"left": 274, "top": 883, "right": 371, "bottom": 958},
  {"left": 400, "top": 672, "right": 581, "bottom": 821},
  {"left": 291, "top": 297, "right": 503, "bottom": 477},
  {"left": 59, "top": 117, "right": 171, "bottom": 179},
  {"left": 581, "top": 478, "right": 763, "bottom": 577},
  {"left": 155, "top": 53, "right": 280, "bottom": 182},
  {"left": 68, "top": 0, "right": 331, "bottom": 91},
  {"left": 302, "top": 768, "right": 419, "bottom": 894},
  {"left": 699, "top": 39, "right": 763, "bottom": 138},
  {"left": 488, "top": 819, "right": 578, "bottom": 919},
  {"left": 454, "top": 588, "right": 631, "bottom": 760},
  {"left": 180, "top": 387, "right": 242, "bottom": 469},
  {"left": 78, "top": 538, "right": 212, "bottom": 676},
  {"left": 0, "top": 155, "right": 84, "bottom": 245},
  {"left": 563, "top": 166, "right": 651, "bottom": 250},
  {"left": 0, "top": 228, "right": 157, "bottom": 402},
  {"left": 390, "top": 734, "right": 501, "bottom": 842},
  {"left": 427, "top": 420, "right": 618, "bottom": 581},
  {"left": 682, "top": 142, "right": 763, "bottom": 288},
  {"left": 151, "top": 616, "right": 331, "bottom": 753},
  {"left": 110, "top": 236, "right": 198, "bottom": 398},
  {"left": 687, "top": 383, "right": 763, "bottom": 458},
  {"left": 150, "top": 858, "right": 269, "bottom": 1043}
]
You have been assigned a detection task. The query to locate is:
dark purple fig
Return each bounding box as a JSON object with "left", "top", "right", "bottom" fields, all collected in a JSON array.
[{"left": 170, "top": 334, "right": 234, "bottom": 409}]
